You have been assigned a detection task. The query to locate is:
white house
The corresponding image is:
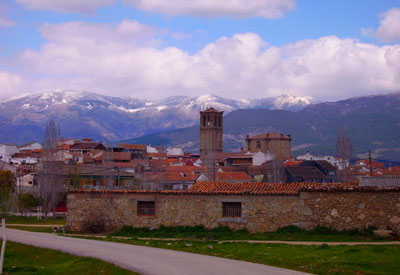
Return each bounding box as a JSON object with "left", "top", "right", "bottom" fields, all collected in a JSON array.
[
  {"left": 0, "top": 160, "right": 17, "bottom": 174},
  {"left": 0, "top": 144, "right": 20, "bottom": 163},
  {"left": 19, "top": 142, "right": 42, "bottom": 151},
  {"left": 167, "top": 147, "right": 184, "bottom": 157},
  {"left": 297, "top": 151, "right": 348, "bottom": 170},
  {"left": 147, "top": 146, "right": 159, "bottom": 154},
  {"left": 252, "top": 151, "right": 275, "bottom": 166},
  {"left": 10, "top": 155, "right": 38, "bottom": 165}
]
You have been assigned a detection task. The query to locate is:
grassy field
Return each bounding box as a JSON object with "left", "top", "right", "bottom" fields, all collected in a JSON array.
[
  {"left": 7, "top": 226, "right": 55, "bottom": 233},
  {"left": 102, "top": 237, "right": 400, "bottom": 274},
  {"left": 5, "top": 216, "right": 66, "bottom": 225},
  {"left": 2, "top": 241, "right": 137, "bottom": 275},
  {"left": 112, "top": 225, "right": 393, "bottom": 242}
]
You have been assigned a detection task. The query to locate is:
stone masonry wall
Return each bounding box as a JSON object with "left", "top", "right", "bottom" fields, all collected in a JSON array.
[{"left": 67, "top": 191, "right": 400, "bottom": 233}]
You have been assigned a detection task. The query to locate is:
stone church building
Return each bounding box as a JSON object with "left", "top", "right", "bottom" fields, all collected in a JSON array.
[{"left": 245, "top": 133, "right": 292, "bottom": 160}]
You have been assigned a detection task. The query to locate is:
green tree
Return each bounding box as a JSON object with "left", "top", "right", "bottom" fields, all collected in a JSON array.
[{"left": 0, "top": 170, "right": 16, "bottom": 218}]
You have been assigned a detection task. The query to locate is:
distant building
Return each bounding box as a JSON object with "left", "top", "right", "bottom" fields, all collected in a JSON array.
[
  {"left": 167, "top": 147, "right": 184, "bottom": 157},
  {"left": 199, "top": 107, "right": 223, "bottom": 161},
  {"left": 360, "top": 176, "right": 400, "bottom": 187},
  {"left": 297, "top": 151, "right": 347, "bottom": 170},
  {"left": 245, "top": 133, "right": 291, "bottom": 160},
  {"left": 69, "top": 142, "right": 106, "bottom": 155},
  {"left": 19, "top": 142, "right": 42, "bottom": 151},
  {"left": 118, "top": 144, "right": 147, "bottom": 160},
  {"left": 300, "top": 160, "right": 339, "bottom": 182},
  {"left": 0, "top": 144, "right": 20, "bottom": 163}
]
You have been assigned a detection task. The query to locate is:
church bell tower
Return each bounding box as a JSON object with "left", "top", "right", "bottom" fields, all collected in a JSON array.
[{"left": 199, "top": 107, "right": 223, "bottom": 161}]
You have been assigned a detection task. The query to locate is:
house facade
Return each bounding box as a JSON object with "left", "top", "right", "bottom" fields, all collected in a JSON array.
[{"left": 67, "top": 181, "right": 400, "bottom": 233}]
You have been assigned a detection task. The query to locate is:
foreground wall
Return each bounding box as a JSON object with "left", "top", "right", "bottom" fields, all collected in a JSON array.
[{"left": 67, "top": 191, "right": 400, "bottom": 233}]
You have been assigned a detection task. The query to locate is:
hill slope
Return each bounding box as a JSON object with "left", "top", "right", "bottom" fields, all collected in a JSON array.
[
  {"left": 126, "top": 92, "right": 400, "bottom": 160},
  {"left": 0, "top": 90, "right": 312, "bottom": 144}
]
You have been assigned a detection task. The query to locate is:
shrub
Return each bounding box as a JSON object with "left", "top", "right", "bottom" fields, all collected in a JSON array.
[{"left": 276, "top": 225, "right": 306, "bottom": 234}]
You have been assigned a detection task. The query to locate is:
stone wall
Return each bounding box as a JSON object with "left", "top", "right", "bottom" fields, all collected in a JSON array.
[{"left": 67, "top": 190, "right": 400, "bottom": 233}]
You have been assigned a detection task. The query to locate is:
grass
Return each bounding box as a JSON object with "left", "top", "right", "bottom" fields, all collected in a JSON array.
[
  {"left": 7, "top": 226, "right": 55, "bottom": 233},
  {"left": 5, "top": 215, "right": 66, "bottom": 225},
  {"left": 112, "top": 225, "right": 393, "bottom": 242},
  {"left": 2, "top": 241, "right": 137, "bottom": 275},
  {"left": 97, "top": 237, "right": 400, "bottom": 274}
]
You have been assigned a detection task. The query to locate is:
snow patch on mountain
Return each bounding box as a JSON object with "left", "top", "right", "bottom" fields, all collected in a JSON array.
[{"left": 272, "top": 94, "right": 314, "bottom": 109}]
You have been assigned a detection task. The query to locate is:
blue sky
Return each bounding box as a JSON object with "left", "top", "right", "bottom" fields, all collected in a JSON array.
[{"left": 1, "top": 0, "right": 400, "bottom": 100}]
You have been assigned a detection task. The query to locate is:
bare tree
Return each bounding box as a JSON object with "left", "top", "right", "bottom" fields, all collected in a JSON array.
[
  {"left": 263, "top": 160, "right": 285, "bottom": 183},
  {"left": 0, "top": 170, "right": 16, "bottom": 218},
  {"left": 336, "top": 128, "right": 353, "bottom": 182},
  {"left": 37, "top": 120, "right": 66, "bottom": 219},
  {"left": 203, "top": 152, "right": 218, "bottom": 181}
]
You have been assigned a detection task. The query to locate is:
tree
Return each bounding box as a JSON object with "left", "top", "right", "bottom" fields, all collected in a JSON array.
[
  {"left": 262, "top": 160, "right": 285, "bottom": 183},
  {"left": 0, "top": 170, "right": 16, "bottom": 218},
  {"left": 203, "top": 152, "right": 218, "bottom": 181},
  {"left": 37, "top": 120, "right": 66, "bottom": 219},
  {"left": 336, "top": 128, "right": 353, "bottom": 181}
]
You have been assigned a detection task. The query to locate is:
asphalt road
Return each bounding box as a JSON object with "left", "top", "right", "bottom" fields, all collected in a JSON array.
[{"left": 2, "top": 228, "right": 308, "bottom": 275}]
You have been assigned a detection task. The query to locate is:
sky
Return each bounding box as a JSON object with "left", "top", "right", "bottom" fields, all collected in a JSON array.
[{"left": 0, "top": 0, "right": 400, "bottom": 101}]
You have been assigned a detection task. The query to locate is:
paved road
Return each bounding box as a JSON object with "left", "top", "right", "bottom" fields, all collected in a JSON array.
[{"left": 2, "top": 228, "right": 307, "bottom": 275}]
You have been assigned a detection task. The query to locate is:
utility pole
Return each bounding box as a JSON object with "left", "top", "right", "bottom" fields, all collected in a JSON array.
[
  {"left": 368, "top": 150, "right": 373, "bottom": 177},
  {"left": 0, "top": 218, "right": 6, "bottom": 274}
]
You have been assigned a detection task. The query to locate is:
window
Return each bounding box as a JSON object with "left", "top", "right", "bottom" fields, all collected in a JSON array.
[
  {"left": 222, "top": 202, "right": 242, "bottom": 217},
  {"left": 214, "top": 116, "right": 217, "bottom": 126},
  {"left": 256, "top": 140, "right": 261, "bottom": 149},
  {"left": 218, "top": 116, "right": 221, "bottom": 127},
  {"left": 203, "top": 115, "right": 206, "bottom": 127},
  {"left": 137, "top": 201, "right": 155, "bottom": 216}
]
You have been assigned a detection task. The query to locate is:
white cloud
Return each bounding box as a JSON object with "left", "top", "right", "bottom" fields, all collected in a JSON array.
[
  {"left": 0, "top": 4, "right": 14, "bottom": 27},
  {"left": 0, "top": 15, "right": 14, "bottom": 27},
  {"left": 363, "top": 7, "right": 400, "bottom": 42},
  {"left": 16, "top": 0, "right": 115, "bottom": 14},
  {"left": 0, "top": 70, "right": 23, "bottom": 99},
  {"left": 123, "top": 0, "right": 295, "bottom": 19},
  {"left": 3, "top": 20, "right": 400, "bottom": 101}
]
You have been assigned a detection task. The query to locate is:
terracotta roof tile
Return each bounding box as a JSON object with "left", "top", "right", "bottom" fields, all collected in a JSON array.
[
  {"left": 216, "top": 172, "right": 251, "bottom": 181},
  {"left": 70, "top": 181, "right": 400, "bottom": 195}
]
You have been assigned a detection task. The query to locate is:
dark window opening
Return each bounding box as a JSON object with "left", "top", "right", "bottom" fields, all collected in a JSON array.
[
  {"left": 138, "top": 201, "right": 155, "bottom": 216},
  {"left": 214, "top": 116, "right": 217, "bottom": 126},
  {"left": 203, "top": 115, "right": 206, "bottom": 127},
  {"left": 256, "top": 140, "right": 261, "bottom": 149},
  {"left": 218, "top": 116, "right": 221, "bottom": 127},
  {"left": 222, "top": 202, "right": 242, "bottom": 217}
]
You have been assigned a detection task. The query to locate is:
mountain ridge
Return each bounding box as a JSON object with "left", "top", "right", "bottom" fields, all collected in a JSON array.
[
  {"left": 0, "top": 90, "right": 314, "bottom": 144},
  {"left": 124, "top": 92, "right": 400, "bottom": 160}
]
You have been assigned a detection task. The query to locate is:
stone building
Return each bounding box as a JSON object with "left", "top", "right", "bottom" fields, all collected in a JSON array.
[
  {"left": 67, "top": 181, "right": 400, "bottom": 233},
  {"left": 199, "top": 108, "right": 223, "bottom": 161},
  {"left": 245, "top": 133, "right": 292, "bottom": 160}
]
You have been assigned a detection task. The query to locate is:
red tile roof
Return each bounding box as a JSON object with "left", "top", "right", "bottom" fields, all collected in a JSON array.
[
  {"left": 70, "top": 181, "right": 400, "bottom": 195},
  {"left": 216, "top": 172, "right": 251, "bottom": 181},
  {"left": 284, "top": 160, "right": 303, "bottom": 167},
  {"left": 118, "top": 143, "right": 147, "bottom": 150}
]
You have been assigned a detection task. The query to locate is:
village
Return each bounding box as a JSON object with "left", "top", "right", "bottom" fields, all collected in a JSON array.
[
  {"left": 0, "top": 107, "right": 399, "bottom": 235},
  {"left": 1, "top": 107, "right": 399, "bottom": 194}
]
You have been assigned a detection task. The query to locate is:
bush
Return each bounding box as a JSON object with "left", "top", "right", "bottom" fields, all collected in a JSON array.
[
  {"left": 114, "top": 225, "right": 248, "bottom": 240},
  {"left": 276, "top": 225, "right": 306, "bottom": 234},
  {"left": 312, "top": 226, "right": 336, "bottom": 235}
]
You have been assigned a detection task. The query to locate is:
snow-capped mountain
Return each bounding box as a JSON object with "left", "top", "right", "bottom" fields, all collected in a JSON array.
[{"left": 0, "top": 90, "right": 315, "bottom": 144}]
